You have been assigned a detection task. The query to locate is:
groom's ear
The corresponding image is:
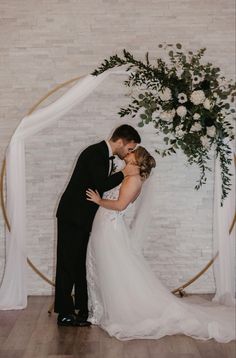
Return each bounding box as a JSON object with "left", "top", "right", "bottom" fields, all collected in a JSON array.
[{"left": 115, "top": 138, "right": 124, "bottom": 148}]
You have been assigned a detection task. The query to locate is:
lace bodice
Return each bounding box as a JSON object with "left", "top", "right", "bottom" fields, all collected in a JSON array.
[
  {"left": 102, "top": 184, "right": 121, "bottom": 200},
  {"left": 100, "top": 184, "right": 132, "bottom": 220}
]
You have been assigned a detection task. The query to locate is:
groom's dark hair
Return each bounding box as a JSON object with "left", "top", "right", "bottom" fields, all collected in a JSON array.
[{"left": 110, "top": 124, "right": 141, "bottom": 143}]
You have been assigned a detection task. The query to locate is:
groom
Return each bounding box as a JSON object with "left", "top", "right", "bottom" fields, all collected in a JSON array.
[{"left": 55, "top": 124, "right": 141, "bottom": 326}]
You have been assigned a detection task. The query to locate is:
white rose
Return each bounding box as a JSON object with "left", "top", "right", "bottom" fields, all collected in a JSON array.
[
  {"left": 175, "top": 124, "right": 185, "bottom": 138},
  {"left": 176, "top": 106, "right": 187, "bottom": 118},
  {"left": 190, "top": 90, "right": 206, "bottom": 105},
  {"left": 176, "top": 130, "right": 185, "bottom": 138},
  {"left": 160, "top": 109, "right": 175, "bottom": 122},
  {"left": 190, "top": 122, "right": 202, "bottom": 132},
  {"left": 159, "top": 87, "right": 172, "bottom": 101},
  {"left": 203, "top": 98, "right": 212, "bottom": 110},
  {"left": 206, "top": 125, "right": 216, "bottom": 137},
  {"left": 178, "top": 93, "right": 187, "bottom": 104},
  {"left": 176, "top": 124, "right": 183, "bottom": 131},
  {"left": 200, "top": 135, "right": 211, "bottom": 148},
  {"left": 193, "top": 113, "right": 200, "bottom": 120}
]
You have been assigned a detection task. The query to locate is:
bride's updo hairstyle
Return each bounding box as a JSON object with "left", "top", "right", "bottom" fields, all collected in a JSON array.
[{"left": 134, "top": 146, "right": 156, "bottom": 180}]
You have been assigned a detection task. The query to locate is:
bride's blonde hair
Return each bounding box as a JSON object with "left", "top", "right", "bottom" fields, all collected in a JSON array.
[{"left": 134, "top": 146, "right": 156, "bottom": 180}]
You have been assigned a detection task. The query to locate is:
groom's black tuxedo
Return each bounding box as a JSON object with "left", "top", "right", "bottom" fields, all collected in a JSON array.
[
  {"left": 54, "top": 140, "right": 124, "bottom": 316},
  {"left": 56, "top": 140, "right": 123, "bottom": 228}
]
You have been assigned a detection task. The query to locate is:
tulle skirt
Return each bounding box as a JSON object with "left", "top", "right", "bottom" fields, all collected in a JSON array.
[{"left": 86, "top": 207, "right": 236, "bottom": 342}]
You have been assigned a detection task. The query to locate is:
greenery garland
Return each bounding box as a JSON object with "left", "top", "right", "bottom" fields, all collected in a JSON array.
[{"left": 92, "top": 44, "right": 236, "bottom": 205}]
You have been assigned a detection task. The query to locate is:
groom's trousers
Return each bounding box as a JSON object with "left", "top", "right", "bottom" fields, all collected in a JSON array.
[{"left": 54, "top": 219, "right": 91, "bottom": 315}]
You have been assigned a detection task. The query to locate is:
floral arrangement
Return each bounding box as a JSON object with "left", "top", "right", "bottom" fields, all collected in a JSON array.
[{"left": 92, "top": 44, "right": 236, "bottom": 205}]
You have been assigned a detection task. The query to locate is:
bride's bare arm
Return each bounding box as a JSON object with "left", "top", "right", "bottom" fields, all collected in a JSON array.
[{"left": 86, "top": 176, "right": 142, "bottom": 211}]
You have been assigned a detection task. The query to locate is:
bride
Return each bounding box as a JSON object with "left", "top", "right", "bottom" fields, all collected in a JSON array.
[{"left": 86, "top": 146, "right": 235, "bottom": 343}]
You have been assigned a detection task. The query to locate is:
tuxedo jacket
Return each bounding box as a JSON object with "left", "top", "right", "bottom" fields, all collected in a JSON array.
[{"left": 56, "top": 140, "right": 124, "bottom": 229}]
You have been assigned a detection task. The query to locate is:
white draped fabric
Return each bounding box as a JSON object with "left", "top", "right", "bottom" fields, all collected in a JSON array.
[
  {"left": 0, "top": 67, "right": 235, "bottom": 309},
  {"left": 0, "top": 69, "right": 123, "bottom": 309},
  {"left": 212, "top": 141, "right": 235, "bottom": 306}
]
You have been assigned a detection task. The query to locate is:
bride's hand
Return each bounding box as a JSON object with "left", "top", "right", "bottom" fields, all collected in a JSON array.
[{"left": 86, "top": 189, "right": 101, "bottom": 205}]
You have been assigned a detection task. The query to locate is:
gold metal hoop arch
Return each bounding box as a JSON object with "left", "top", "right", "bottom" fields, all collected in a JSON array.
[{"left": 0, "top": 75, "right": 235, "bottom": 304}]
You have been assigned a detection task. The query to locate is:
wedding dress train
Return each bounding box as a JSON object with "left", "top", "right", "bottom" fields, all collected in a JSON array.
[{"left": 86, "top": 185, "right": 235, "bottom": 342}]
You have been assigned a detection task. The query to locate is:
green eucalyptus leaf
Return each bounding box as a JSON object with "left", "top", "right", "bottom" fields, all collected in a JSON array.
[
  {"left": 140, "top": 113, "right": 147, "bottom": 119},
  {"left": 138, "top": 122, "right": 144, "bottom": 127}
]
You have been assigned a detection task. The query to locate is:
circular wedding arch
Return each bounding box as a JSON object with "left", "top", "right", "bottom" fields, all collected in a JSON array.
[{"left": 0, "top": 71, "right": 235, "bottom": 312}]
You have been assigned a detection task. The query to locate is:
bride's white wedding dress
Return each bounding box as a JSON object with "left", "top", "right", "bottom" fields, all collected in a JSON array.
[{"left": 86, "top": 184, "right": 235, "bottom": 342}]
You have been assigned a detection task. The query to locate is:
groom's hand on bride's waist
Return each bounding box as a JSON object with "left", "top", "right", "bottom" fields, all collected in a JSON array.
[{"left": 122, "top": 163, "right": 140, "bottom": 177}]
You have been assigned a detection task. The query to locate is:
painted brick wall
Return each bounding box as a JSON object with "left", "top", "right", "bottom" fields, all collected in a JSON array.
[{"left": 0, "top": 0, "right": 235, "bottom": 294}]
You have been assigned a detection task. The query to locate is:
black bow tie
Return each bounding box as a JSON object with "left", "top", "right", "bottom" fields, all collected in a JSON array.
[{"left": 109, "top": 155, "right": 115, "bottom": 175}]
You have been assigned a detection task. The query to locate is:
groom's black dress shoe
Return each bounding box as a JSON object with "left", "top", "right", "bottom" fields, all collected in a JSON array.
[
  {"left": 57, "top": 313, "right": 77, "bottom": 326},
  {"left": 57, "top": 313, "right": 91, "bottom": 327},
  {"left": 75, "top": 313, "right": 91, "bottom": 327},
  {"left": 75, "top": 317, "right": 91, "bottom": 327}
]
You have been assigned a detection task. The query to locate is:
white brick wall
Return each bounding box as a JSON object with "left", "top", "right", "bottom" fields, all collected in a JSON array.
[{"left": 0, "top": 0, "right": 235, "bottom": 294}]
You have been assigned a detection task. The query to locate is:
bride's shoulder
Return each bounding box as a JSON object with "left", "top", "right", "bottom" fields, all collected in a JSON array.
[{"left": 124, "top": 175, "right": 142, "bottom": 186}]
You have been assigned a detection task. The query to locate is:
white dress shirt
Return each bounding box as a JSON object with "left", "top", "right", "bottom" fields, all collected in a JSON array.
[{"left": 105, "top": 140, "right": 113, "bottom": 175}]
